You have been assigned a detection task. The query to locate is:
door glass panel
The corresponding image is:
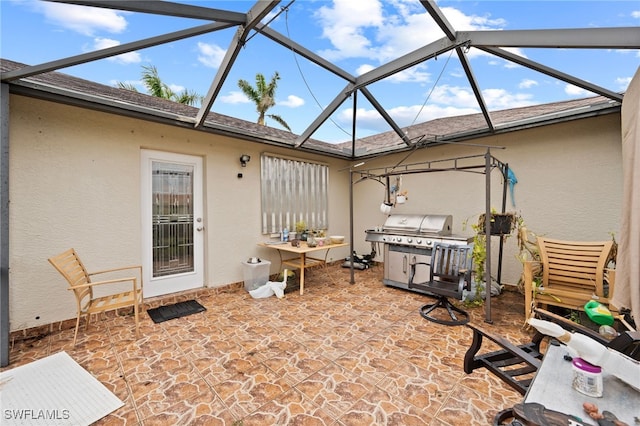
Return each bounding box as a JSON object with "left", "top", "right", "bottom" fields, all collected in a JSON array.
[{"left": 152, "top": 162, "right": 194, "bottom": 277}]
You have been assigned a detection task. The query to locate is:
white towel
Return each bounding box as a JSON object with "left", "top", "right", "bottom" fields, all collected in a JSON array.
[{"left": 249, "top": 270, "right": 288, "bottom": 299}]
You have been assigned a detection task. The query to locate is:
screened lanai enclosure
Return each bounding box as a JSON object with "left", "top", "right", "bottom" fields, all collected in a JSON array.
[{"left": 1, "top": 1, "right": 638, "bottom": 159}]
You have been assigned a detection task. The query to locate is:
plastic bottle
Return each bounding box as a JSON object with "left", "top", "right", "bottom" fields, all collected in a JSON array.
[
  {"left": 572, "top": 357, "right": 603, "bottom": 397},
  {"left": 528, "top": 318, "right": 640, "bottom": 392},
  {"left": 283, "top": 227, "right": 289, "bottom": 242}
]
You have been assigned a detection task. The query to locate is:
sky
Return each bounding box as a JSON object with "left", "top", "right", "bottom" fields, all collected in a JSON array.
[{"left": 1, "top": 0, "right": 639, "bottom": 144}]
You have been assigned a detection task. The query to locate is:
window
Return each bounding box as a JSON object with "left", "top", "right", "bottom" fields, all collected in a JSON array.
[{"left": 261, "top": 153, "right": 329, "bottom": 234}]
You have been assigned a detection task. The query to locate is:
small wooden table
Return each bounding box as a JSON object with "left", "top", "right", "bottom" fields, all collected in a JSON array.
[
  {"left": 258, "top": 241, "right": 348, "bottom": 295},
  {"left": 516, "top": 343, "right": 639, "bottom": 425}
]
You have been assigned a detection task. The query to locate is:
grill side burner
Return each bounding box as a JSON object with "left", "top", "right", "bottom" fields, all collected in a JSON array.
[{"left": 365, "top": 214, "right": 472, "bottom": 294}]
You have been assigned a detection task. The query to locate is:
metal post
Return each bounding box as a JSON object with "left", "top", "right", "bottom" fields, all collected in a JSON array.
[
  {"left": 496, "top": 164, "right": 509, "bottom": 286},
  {"left": 1, "top": 83, "right": 10, "bottom": 366},
  {"left": 349, "top": 168, "right": 355, "bottom": 284},
  {"left": 484, "top": 149, "right": 492, "bottom": 323},
  {"left": 349, "top": 90, "right": 358, "bottom": 284}
]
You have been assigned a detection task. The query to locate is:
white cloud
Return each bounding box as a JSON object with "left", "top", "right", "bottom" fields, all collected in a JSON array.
[
  {"left": 315, "top": 0, "right": 385, "bottom": 61},
  {"left": 39, "top": 2, "right": 127, "bottom": 36},
  {"left": 480, "top": 47, "right": 527, "bottom": 68},
  {"left": 481, "top": 88, "right": 535, "bottom": 109},
  {"left": 197, "top": 42, "right": 226, "bottom": 68},
  {"left": 429, "top": 85, "right": 478, "bottom": 107},
  {"left": 388, "top": 64, "right": 431, "bottom": 83},
  {"left": 564, "top": 84, "right": 589, "bottom": 97},
  {"left": 315, "top": 1, "right": 507, "bottom": 64},
  {"left": 219, "top": 91, "right": 251, "bottom": 104},
  {"left": 92, "top": 38, "right": 141, "bottom": 64},
  {"left": 221, "top": 92, "right": 304, "bottom": 108},
  {"left": 355, "top": 64, "right": 375, "bottom": 76},
  {"left": 338, "top": 103, "right": 479, "bottom": 133},
  {"left": 631, "top": 11, "right": 640, "bottom": 18},
  {"left": 615, "top": 76, "right": 632, "bottom": 91},
  {"left": 337, "top": 82, "right": 536, "bottom": 132},
  {"left": 424, "top": 84, "right": 535, "bottom": 110},
  {"left": 168, "top": 84, "right": 186, "bottom": 94},
  {"left": 278, "top": 95, "right": 305, "bottom": 108},
  {"left": 519, "top": 79, "right": 539, "bottom": 89}
]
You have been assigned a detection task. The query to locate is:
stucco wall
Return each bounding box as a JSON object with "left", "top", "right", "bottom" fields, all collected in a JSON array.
[
  {"left": 8, "top": 93, "right": 622, "bottom": 332},
  {"left": 350, "top": 113, "right": 623, "bottom": 288},
  {"left": 8, "top": 95, "right": 351, "bottom": 331}
]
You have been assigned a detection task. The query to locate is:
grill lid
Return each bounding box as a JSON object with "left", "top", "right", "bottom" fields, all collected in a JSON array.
[{"left": 382, "top": 214, "right": 452, "bottom": 236}]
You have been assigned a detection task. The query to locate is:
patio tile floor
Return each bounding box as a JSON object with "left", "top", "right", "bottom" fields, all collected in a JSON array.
[{"left": 3, "top": 263, "right": 537, "bottom": 425}]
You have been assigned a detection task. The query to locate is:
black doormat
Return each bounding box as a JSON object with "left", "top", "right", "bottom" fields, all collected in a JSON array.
[{"left": 147, "top": 300, "right": 206, "bottom": 324}]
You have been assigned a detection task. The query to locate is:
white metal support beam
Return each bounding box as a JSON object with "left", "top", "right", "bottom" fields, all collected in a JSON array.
[
  {"left": 256, "top": 25, "right": 356, "bottom": 83},
  {"left": 44, "top": 0, "right": 246, "bottom": 23},
  {"left": 1, "top": 23, "right": 233, "bottom": 82},
  {"left": 464, "top": 27, "right": 640, "bottom": 49},
  {"left": 353, "top": 37, "right": 464, "bottom": 91},
  {"left": 294, "top": 83, "right": 354, "bottom": 148},
  {"left": 479, "top": 46, "right": 624, "bottom": 102},
  {"left": 420, "top": 1, "right": 494, "bottom": 131},
  {"left": 457, "top": 47, "right": 494, "bottom": 132},
  {"left": 421, "top": 0, "right": 456, "bottom": 40},
  {"left": 195, "top": 1, "right": 280, "bottom": 127},
  {"left": 360, "top": 87, "right": 413, "bottom": 146}
]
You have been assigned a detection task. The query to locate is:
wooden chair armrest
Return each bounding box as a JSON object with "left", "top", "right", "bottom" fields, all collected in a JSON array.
[
  {"left": 605, "top": 268, "right": 615, "bottom": 298},
  {"left": 69, "top": 276, "right": 140, "bottom": 291},
  {"left": 88, "top": 265, "right": 142, "bottom": 276},
  {"left": 523, "top": 261, "right": 541, "bottom": 320}
]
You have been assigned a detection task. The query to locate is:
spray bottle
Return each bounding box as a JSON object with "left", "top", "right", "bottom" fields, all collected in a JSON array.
[{"left": 528, "top": 318, "right": 640, "bottom": 392}]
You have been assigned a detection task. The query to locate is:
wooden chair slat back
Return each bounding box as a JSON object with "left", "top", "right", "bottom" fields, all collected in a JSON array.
[
  {"left": 48, "top": 248, "right": 91, "bottom": 291},
  {"left": 538, "top": 238, "right": 613, "bottom": 296},
  {"left": 431, "top": 244, "right": 472, "bottom": 283}
]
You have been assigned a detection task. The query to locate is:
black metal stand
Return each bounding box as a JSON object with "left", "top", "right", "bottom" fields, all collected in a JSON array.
[
  {"left": 419, "top": 296, "right": 470, "bottom": 326},
  {"left": 350, "top": 149, "right": 510, "bottom": 323}
]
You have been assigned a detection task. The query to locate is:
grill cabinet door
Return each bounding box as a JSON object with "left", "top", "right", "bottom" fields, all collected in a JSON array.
[{"left": 384, "top": 245, "right": 431, "bottom": 285}]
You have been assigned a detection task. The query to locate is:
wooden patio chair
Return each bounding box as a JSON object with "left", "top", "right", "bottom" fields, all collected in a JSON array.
[
  {"left": 523, "top": 237, "right": 616, "bottom": 320},
  {"left": 48, "top": 248, "right": 143, "bottom": 346}
]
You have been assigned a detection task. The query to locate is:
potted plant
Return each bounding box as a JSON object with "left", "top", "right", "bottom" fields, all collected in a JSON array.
[
  {"left": 463, "top": 211, "right": 521, "bottom": 307},
  {"left": 477, "top": 211, "right": 517, "bottom": 236},
  {"left": 295, "top": 221, "right": 308, "bottom": 241}
]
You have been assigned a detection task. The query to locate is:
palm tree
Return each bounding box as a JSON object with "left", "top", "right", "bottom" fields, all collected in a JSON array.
[
  {"left": 116, "top": 65, "right": 201, "bottom": 106},
  {"left": 237, "top": 72, "right": 291, "bottom": 132}
]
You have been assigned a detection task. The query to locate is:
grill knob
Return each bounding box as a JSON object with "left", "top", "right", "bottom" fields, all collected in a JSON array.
[
  {"left": 416, "top": 239, "right": 422, "bottom": 245},
  {"left": 407, "top": 238, "right": 413, "bottom": 243},
  {"left": 425, "top": 240, "right": 433, "bottom": 246}
]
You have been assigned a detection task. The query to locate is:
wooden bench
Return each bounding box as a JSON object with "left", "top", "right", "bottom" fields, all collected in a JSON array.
[{"left": 523, "top": 237, "right": 616, "bottom": 320}]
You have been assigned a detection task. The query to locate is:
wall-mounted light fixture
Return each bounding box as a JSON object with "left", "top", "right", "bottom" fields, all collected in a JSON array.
[{"left": 240, "top": 154, "right": 251, "bottom": 167}]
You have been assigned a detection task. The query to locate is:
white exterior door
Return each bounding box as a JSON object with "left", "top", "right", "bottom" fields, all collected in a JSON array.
[{"left": 141, "top": 150, "right": 204, "bottom": 298}]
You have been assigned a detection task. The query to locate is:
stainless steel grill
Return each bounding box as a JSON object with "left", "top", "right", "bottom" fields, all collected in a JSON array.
[{"left": 365, "top": 214, "right": 471, "bottom": 294}]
